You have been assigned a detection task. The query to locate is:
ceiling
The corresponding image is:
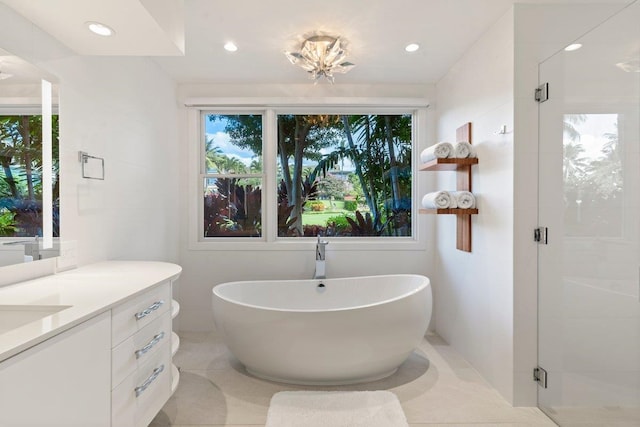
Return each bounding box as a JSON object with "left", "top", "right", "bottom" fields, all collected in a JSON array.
[
  {"left": 1, "top": 0, "right": 634, "bottom": 85},
  {"left": 158, "top": 0, "right": 519, "bottom": 84},
  {"left": 0, "top": 48, "right": 57, "bottom": 85}
]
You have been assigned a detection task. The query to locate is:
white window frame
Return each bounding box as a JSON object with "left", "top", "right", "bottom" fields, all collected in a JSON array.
[
  {"left": 186, "top": 98, "right": 429, "bottom": 251},
  {"left": 198, "top": 110, "right": 265, "bottom": 240}
]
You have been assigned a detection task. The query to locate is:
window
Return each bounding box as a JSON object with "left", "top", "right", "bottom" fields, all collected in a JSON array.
[
  {"left": 193, "top": 104, "right": 422, "bottom": 247},
  {"left": 0, "top": 114, "right": 60, "bottom": 238},
  {"left": 276, "top": 114, "right": 412, "bottom": 237},
  {"left": 202, "top": 114, "right": 263, "bottom": 237}
]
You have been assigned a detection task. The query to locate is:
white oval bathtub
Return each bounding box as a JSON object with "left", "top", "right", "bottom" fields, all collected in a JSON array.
[{"left": 211, "top": 274, "right": 432, "bottom": 385}]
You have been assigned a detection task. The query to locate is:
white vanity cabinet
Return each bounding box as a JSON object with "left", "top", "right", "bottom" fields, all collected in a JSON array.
[
  {"left": 0, "top": 261, "right": 181, "bottom": 427},
  {"left": 0, "top": 311, "right": 112, "bottom": 427},
  {"left": 111, "top": 280, "right": 173, "bottom": 427}
]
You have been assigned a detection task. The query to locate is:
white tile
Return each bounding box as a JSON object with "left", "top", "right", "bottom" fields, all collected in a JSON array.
[
  {"left": 155, "top": 332, "right": 557, "bottom": 426},
  {"left": 176, "top": 308, "right": 216, "bottom": 332},
  {"left": 542, "top": 405, "right": 640, "bottom": 426},
  {"left": 410, "top": 424, "right": 554, "bottom": 427},
  {"left": 172, "top": 331, "right": 235, "bottom": 370}
]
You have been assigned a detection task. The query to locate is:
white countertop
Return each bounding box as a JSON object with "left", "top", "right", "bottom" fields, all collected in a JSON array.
[{"left": 0, "top": 260, "right": 182, "bottom": 362}]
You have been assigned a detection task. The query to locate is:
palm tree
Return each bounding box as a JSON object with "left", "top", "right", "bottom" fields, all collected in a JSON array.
[
  {"left": 205, "top": 139, "right": 223, "bottom": 172},
  {"left": 205, "top": 139, "right": 248, "bottom": 174},
  {"left": 563, "top": 114, "right": 587, "bottom": 142},
  {"left": 217, "top": 156, "right": 247, "bottom": 174},
  {"left": 249, "top": 157, "right": 262, "bottom": 173},
  {"left": 563, "top": 141, "right": 588, "bottom": 185},
  {"left": 585, "top": 126, "right": 622, "bottom": 199},
  {"left": 562, "top": 115, "right": 588, "bottom": 203}
]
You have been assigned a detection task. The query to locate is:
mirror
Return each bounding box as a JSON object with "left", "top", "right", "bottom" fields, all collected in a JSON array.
[{"left": 0, "top": 47, "right": 60, "bottom": 267}]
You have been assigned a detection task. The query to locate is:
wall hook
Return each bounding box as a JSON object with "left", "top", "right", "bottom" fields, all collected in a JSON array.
[{"left": 494, "top": 125, "right": 508, "bottom": 135}]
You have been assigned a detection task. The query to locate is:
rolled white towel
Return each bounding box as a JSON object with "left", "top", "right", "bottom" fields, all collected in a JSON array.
[
  {"left": 452, "top": 191, "right": 476, "bottom": 209},
  {"left": 454, "top": 141, "right": 477, "bottom": 158},
  {"left": 422, "top": 191, "right": 454, "bottom": 209},
  {"left": 420, "top": 142, "right": 453, "bottom": 163}
]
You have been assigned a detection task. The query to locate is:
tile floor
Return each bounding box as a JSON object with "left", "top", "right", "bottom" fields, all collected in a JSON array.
[{"left": 150, "top": 331, "right": 557, "bottom": 426}]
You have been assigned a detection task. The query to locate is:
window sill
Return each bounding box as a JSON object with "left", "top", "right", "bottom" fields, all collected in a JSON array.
[{"left": 188, "top": 237, "right": 426, "bottom": 252}]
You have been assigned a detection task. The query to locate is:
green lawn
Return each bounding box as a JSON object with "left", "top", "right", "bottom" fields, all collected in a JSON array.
[
  {"left": 302, "top": 200, "right": 348, "bottom": 226},
  {"left": 301, "top": 200, "right": 367, "bottom": 226}
]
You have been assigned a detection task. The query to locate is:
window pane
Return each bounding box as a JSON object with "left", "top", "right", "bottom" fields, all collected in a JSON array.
[
  {"left": 204, "top": 177, "right": 261, "bottom": 238},
  {"left": 204, "top": 114, "right": 262, "bottom": 174},
  {"left": 276, "top": 114, "right": 412, "bottom": 237},
  {"left": 0, "top": 114, "right": 60, "bottom": 238}
]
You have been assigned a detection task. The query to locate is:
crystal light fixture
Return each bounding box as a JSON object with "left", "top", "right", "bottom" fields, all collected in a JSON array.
[{"left": 285, "top": 34, "right": 355, "bottom": 83}]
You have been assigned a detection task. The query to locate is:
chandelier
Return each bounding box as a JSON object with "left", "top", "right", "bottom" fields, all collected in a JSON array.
[{"left": 285, "top": 34, "right": 355, "bottom": 83}]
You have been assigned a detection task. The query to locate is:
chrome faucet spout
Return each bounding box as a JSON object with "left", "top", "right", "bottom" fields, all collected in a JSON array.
[
  {"left": 314, "top": 235, "right": 329, "bottom": 279},
  {"left": 2, "top": 236, "right": 40, "bottom": 260},
  {"left": 316, "top": 235, "right": 328, "bottom": 261}
]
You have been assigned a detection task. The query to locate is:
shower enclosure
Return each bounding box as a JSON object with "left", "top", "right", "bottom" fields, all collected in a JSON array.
[{"left": 537, "top": 1, "right": 640, "bottom": 425}]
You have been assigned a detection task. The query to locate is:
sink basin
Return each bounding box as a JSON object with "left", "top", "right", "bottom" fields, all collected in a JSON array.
[{"left": 0, "top": 305, "right": 72, "bottom": 335}]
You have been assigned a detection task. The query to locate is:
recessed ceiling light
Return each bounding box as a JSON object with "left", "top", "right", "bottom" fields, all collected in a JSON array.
[
  {"left": 564, "top": 43, "right": 582, "bottom": 52},
  {"left": 405, "top": 43, "right": 420, "bottom": 53},
  {"left": 224, "top": 42, "right": 238, "bottom": 52},
  {"left": 86, "top": 21, "right": 114, "bottom": 37}
]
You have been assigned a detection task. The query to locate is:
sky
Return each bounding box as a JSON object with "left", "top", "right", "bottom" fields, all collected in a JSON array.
[
  {"left": 205, "top": 115, "right": 356, "bottom": 172},
  {"left": 205, "top": 118, "right": 257, "bottom": 167}
]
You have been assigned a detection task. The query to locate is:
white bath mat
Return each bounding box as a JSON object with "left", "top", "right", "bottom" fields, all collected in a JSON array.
[{"left": 265, "top": 390, "right": 409, "bottom": 427}]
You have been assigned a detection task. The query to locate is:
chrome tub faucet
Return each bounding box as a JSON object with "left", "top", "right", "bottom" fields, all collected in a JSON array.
[{"left": 314, "top": 235, "right": 329, "bottom": 279}]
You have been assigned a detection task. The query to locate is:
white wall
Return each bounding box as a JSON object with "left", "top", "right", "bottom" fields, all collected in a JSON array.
[
  {"left": 0, "top": 3, "right": 180, "bottom": 284},
  {"left": 434, "top": 8, "right": 516, "bottom": 403},
  {"left": 55, "top": 56, "right": 180, "bottom": 266},
  {"left": 176, "top": 83, "right": 438, "bottom": 331}
]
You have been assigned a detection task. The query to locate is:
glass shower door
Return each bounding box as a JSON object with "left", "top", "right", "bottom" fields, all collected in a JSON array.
[{"left": 537, "top": 2, "right": 640, "bottom": 425}]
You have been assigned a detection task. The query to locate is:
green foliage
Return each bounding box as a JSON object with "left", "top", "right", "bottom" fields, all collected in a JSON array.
[
  {"left": 206, "top": 113, "right": 413, "bottom": 238},
  {"left": 278, "top": 203, "right": 298, "bottom": 237},
  {"left": 0, "top": 114, "right": 60, "bottom": 237},
  {"left": 325, "top": 214, "right": 353, "bottom": 234},
  {"left": 312, "top": 114, "right": 413, "bottom": 236},
  {"left": 317, "top": 174, "right": 346, "bottom": 199},
  {"left": 345, "top": 210, "right": 392, "bottom": 237},
  {"left": 346, "top": 173, "right": 364, "bottom": 204},
  {"left": 0, "top": 210, "right": 16, "bottom": 236},
  {"left": 343, "top": 200, "right": 357, "bottom": 211},
  {"left": 203, "top": 179, "right": 261, "bottom": 237},
  {"left": 307, "top": 201, "right": 325, "bottom": 212}
]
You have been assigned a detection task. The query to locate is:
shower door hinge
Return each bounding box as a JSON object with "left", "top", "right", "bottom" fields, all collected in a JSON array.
[
  {"left": 535, "top": 83, "right": 549, "bottom": 103},
  {"left": 534, "top": 227, "right": 548, "bottom": 244},
  {"left": 533, "top": 366, "right": 548, "bottom": 388}
]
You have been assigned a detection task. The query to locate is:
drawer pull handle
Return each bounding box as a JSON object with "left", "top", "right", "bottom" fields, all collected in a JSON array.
[
  {"left": 134, "top": 300, "right": 165, "bottom": 320},
  {"left": 135, "top": 364, "right": 165, "bottom": 397},
  {"left": 135, "top": 332, "right": 166, "bottom": 359}
]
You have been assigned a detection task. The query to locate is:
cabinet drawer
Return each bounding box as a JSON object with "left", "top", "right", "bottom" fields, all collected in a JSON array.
[
  {"left": 112, "top": 311, "right": 171, "bottom": 389},
  {"left": 112, "top": 281, "right": 171, "bottom": 346},
  {"left": 112, "top": 341, "right": 171, "bottom": 427}
]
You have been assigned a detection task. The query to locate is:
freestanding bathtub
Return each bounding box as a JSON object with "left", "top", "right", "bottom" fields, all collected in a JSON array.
[{"left": 212, "top": 274, "right": 432, "bottom": 385}]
